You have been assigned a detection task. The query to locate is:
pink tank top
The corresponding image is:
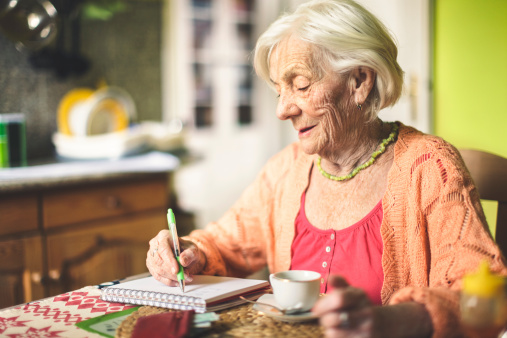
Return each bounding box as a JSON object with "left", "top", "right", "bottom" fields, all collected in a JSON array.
[{"left": 290, "top": 192, "right": 384, "bottom": 305}]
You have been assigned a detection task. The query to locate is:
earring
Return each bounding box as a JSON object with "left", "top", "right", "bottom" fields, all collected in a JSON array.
[{"left": 357, "top": 104, "right": 362, "bottom": 110}]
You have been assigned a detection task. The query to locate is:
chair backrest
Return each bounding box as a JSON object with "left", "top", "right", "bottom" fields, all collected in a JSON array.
[{"left": 459, "top": 149, "right": 507, "bottom": 255}]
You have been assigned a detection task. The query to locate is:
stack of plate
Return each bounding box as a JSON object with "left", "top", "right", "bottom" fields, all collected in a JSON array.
[
  {"left": 53, "top": 86, "right": 184, "bottom": 159},
  {"left": 53, "top": 86, "right": 143, "bottom": 159},
  {"left": 57, "top": 86, "right": 135, "bottom": 137}
]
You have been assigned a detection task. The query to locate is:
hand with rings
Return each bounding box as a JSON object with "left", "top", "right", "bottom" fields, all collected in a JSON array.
[
  {"left": 312, "top": 275, "right": 374, "bottom": 337},
  {"left": 146, "top": 229, "right": 207, "bottom": 287}
]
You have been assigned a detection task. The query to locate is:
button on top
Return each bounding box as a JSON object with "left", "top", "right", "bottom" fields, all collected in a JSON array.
[{"left": 330, "top": 233, "right": 335, "bottom": 240}]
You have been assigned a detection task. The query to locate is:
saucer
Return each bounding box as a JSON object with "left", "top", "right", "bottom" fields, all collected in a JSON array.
[{"left": 252, "top": 294, "right": 318, "bottom": 323}]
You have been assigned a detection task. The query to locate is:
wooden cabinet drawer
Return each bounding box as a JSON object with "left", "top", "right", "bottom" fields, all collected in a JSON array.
[
  {"left": 45, "top": 211, "right": 165, "bottom": 295},
  {"left": 0, "top": 236, "right": 45, "bottom": 307},
  {"left": 43, "top": 176, "right": 168, "bottom": 229},
  {"left": 0, "top": 194, "right": 38, "bottom": 236}
]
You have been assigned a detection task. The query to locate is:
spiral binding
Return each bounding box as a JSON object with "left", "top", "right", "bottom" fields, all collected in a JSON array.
[{"left": 101, "top": 287, "right": 207, "bottom": 313}]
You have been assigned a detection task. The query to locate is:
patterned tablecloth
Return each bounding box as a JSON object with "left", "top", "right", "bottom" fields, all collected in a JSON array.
[
  {"left": 0, "top": 286, "right": 135, "bottom": 337},
  {"left": 0, "top": 273, "right": 324, "bottom": 338}
]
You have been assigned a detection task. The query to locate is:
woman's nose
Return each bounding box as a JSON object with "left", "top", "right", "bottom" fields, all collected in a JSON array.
[{"left": 276, "top": 91, "right": 301, "bottom": 120}]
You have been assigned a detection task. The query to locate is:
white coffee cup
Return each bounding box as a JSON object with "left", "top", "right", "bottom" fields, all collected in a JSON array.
[{"left": 269, "top": 270, "right": 321, "bottom": 312}]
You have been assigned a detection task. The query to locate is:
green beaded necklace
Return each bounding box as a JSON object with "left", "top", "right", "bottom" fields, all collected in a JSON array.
[{"left": 316, "top": 122, "right": 399, "bottom": 181}]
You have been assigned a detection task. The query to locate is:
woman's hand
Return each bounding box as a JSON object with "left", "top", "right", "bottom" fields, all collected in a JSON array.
[
  {"left": 312, "top": 275, "right": 374, "bottom": 338},
  {"left": 313, "top": 275, "right": 434, "bottom": 338},
  {"left": 146, "top": 229, "right": 206, "bottom": 286}
]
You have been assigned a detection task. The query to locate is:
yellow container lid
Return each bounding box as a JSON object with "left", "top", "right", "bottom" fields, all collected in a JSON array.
[{"left": 463, "top": 261, "right": 505, "bottom": 297}]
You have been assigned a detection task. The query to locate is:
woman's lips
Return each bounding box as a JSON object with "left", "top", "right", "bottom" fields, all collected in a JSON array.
[{"left": 298, "top": 125, "right": 315, "bottom": 137}]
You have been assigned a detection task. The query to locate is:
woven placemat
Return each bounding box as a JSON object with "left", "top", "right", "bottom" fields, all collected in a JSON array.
[{"left": 115, "top": 303, "right": 324, "bottom": 337}]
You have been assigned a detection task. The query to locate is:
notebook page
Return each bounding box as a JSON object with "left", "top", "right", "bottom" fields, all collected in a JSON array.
[{"left": 105, "top": 275, "right": 269, "bottom": 303}]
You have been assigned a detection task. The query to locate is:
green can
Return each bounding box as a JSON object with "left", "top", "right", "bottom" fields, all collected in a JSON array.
[
  {"left": 0, "top": 122, "right": 8, "bottom": 168},
  {"left": 0, "top": 113, "right": 27, "bottom": 168}
]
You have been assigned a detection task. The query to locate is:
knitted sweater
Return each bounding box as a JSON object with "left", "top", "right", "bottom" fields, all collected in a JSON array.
[{"left": 187, "top": 123, "right": 507, "bottom": 337}]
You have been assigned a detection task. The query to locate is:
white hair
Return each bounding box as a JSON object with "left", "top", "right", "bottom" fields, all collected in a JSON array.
[{"left": 253, "top": 0, "right": 404, "bottom": 120}]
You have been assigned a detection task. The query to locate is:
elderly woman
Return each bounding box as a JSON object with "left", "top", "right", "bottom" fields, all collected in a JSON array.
[{"left": 147, "top": 0, "right": 506, "bottom": 337}]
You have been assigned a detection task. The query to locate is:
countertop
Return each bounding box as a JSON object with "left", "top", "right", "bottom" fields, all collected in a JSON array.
[{"left": 0, "top": 151, "right": 179, "bottom": 193}]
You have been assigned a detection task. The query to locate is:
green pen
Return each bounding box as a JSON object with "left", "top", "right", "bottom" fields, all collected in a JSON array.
[{"left": 167, "top": 208, "right": 185, "bottom": 292}]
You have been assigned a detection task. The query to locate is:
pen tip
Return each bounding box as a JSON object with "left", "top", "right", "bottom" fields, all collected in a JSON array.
[{"left": 180, "top": 279, "right": 185, "bottom": 293}]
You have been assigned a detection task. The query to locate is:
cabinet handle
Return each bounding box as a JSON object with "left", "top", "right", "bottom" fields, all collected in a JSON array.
[
  {"left": 105, "top": 196, "right": 122, "bottom": 209},
  {"left": 48, "top": 269, "right": 61, "bottom": 281},
  {"left": 31, "top": 272, "right": 42, "bottom": 283},
  {"left": 38, "top": 270, "right": 62, "bottom": 285}
]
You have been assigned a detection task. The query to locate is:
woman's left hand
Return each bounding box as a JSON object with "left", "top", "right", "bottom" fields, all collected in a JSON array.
[
  {"left": 313, "top": 275, "right": 434, "bottom": 338},
  {"left": 312, "top": 275, "right": 374, "bottom": 338}
]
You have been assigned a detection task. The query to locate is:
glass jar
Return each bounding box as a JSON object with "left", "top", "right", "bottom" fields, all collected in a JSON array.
[{"left": 460, "top": 261, "right": 507, "bottom": 338}]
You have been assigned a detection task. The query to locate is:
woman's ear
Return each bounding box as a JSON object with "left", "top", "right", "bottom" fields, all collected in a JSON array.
[{"left": 351, "top": 67, "right": 375, "bottom": 105}]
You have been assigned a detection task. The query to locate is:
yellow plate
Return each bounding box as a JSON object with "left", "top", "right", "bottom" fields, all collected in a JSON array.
[{"left": 57, "top": 88, "right": 94, "bottom": 135}]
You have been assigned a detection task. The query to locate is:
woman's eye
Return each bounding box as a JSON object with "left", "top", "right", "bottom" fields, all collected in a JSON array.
[
  {"left": 294, "top": 76, "right": 310, "bottom": 91},
  {"left": 298, "top": 85, "right": 310, "bottom": 91}
]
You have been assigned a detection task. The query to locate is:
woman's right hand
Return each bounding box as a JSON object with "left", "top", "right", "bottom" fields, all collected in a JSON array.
[{"left": 146, "top": 229, "right": 206, "bottom": 286}]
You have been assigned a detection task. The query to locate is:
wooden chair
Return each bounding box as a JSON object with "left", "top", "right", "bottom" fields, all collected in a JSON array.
[{"left": 459, "top": 149, "right": 507, "bottom": 255}]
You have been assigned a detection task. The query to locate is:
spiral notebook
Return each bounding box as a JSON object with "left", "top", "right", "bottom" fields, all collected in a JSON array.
[{"left": 101, "top": 275, "right": 270, "bottom": 313}]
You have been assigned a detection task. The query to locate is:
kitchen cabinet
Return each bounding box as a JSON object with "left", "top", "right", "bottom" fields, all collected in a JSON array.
[
  {"left": 0, "top": 173, "right": 170, "bottom": 309},
  {"left": 45, "top": 212, "right": 164, "bottom": 297},
  {"left": 0, "top": 236, "right": 45, "bottom": 308},
  {"left": 0, "top": 194, "right": 38, "bottom": 237}
]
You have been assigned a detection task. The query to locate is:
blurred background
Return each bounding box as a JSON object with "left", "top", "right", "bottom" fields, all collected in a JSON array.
[{"left": 0, "top": 0, "right": 506, "bottom": 235}]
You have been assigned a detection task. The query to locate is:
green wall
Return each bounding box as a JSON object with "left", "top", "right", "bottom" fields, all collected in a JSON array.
[{"left": 434, "top": 0, "right": 507, "bottom": 234}]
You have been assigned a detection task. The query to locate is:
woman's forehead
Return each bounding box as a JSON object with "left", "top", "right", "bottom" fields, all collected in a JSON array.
[{"left": 269, "top": 38, "right": 316, "bottom": 81}]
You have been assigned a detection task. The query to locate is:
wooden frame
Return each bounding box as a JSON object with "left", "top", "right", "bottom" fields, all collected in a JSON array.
[{"left": 460, "top": 149, "right": 507, "bottom": 255}]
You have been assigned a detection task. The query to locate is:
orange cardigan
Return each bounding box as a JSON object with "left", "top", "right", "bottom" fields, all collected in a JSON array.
[{"left": 186, "top": 123, "right": 507, "bottom": 337}]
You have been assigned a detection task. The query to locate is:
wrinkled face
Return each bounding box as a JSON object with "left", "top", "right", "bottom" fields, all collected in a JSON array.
[{"left": 269, "top": 37, "right": 354, "bottom": 156}]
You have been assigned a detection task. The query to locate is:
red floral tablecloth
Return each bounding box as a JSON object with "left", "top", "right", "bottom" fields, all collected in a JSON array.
[{"left": 0, "top": 286, "right": 135, "bottom": 337}]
